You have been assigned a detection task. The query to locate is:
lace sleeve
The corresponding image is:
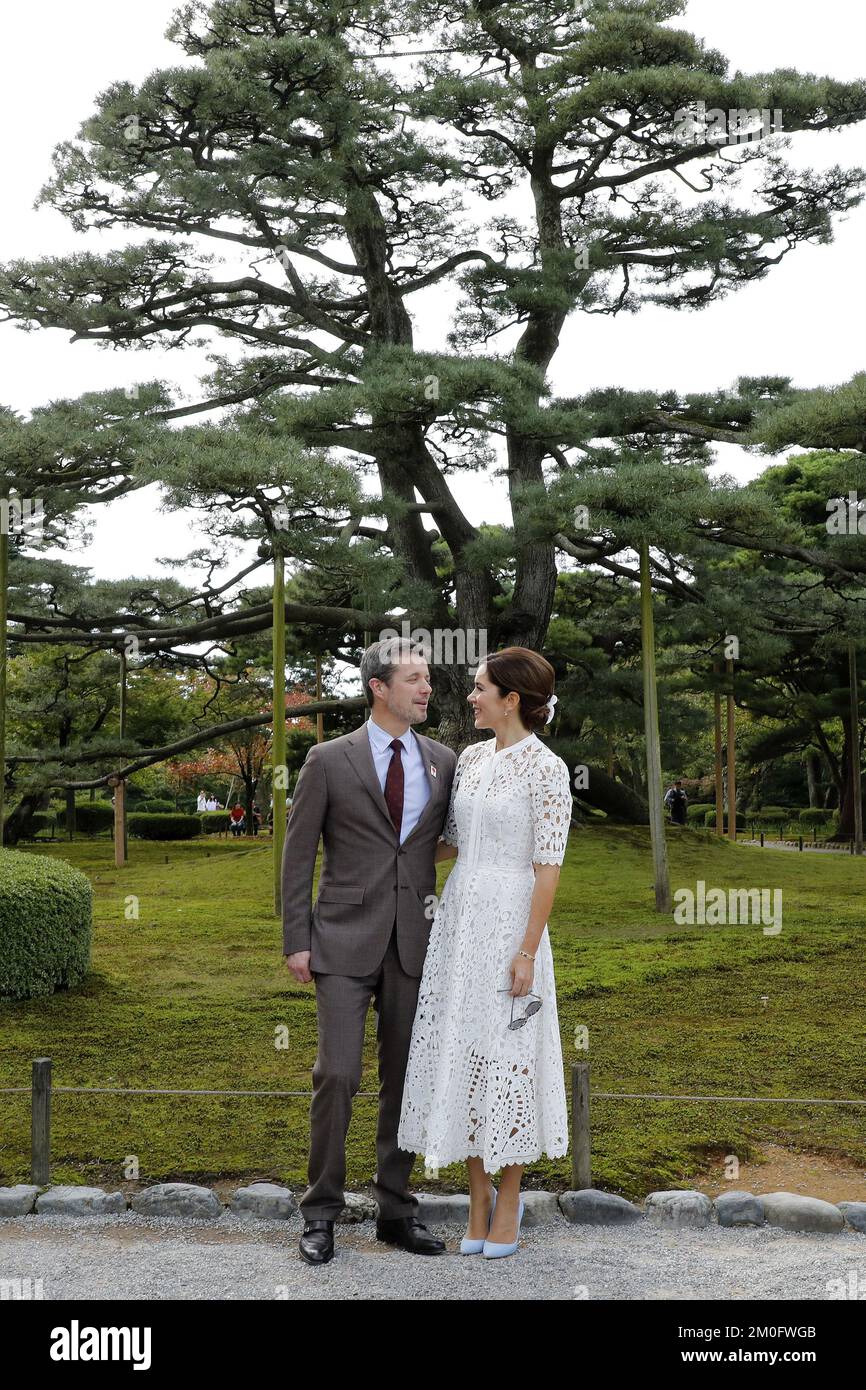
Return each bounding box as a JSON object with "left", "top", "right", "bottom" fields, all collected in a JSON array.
[
  {"left": 530, "top": 753, "right": 573, "bottom": 865},
  {"left": 440, "top": 744, "right": 472, "bottom": 846}
]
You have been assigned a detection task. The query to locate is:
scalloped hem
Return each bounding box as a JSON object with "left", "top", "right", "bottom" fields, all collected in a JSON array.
[{"left": 397, "top": 1139, "right": 569, "bottom": 1175}]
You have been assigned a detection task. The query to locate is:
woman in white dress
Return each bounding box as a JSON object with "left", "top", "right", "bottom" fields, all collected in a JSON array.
[{"left": 397, "top": 647, "right": 573, "bottom": 1258}]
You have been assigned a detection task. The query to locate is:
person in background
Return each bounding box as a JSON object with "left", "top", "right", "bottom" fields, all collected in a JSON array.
[
  {"left": 663, "top": 779, "right": 688, "bottom": 826},
  {"left": 206, "top": 795, "right": 219, "bottom": 812},
  {"left": 196, "top": 789, "right": 208, "bottom": 813},
  {"left": 229, "top": 802, "right": 246, "bottom": 837},
  {"left": 252, "top": 806, "right": 263, "bottom": 836}
]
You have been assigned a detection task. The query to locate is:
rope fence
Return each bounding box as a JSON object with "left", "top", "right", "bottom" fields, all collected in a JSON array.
[{"left": 2, "top": 1059, "right": 862, "bottom": 1191}]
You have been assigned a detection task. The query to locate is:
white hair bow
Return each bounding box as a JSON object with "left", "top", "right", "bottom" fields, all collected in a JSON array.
[{"left": 544, "top": 694, "right": 558, "bottom": 724}]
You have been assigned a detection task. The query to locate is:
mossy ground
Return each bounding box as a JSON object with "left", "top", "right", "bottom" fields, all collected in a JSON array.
[{"left": 2, "top": 828, "right": 864, "bottom": 1201}]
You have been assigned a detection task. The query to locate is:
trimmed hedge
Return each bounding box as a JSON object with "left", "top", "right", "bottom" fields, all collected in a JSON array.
[
  {"left": 133, "top": 798, "right": 175, "bottom": 814},
  {"left": 60, "top": 803, "right": 115, "bottom": 835},
  {"left": 29, "top": 811, "right": 58, "bottom": 838},
  {"left": 0, "top": 850, "right": 92, "bottom": 999},
  {"left": 702, "top": 811, "right": 746, "bottom": 831},
  {"left": 127, "top": 813, "right": 200, "bottom": 840},
  {"left": 799, "top": 808, "right": 834, "bottom": 827},
  {"left": 686, "top": 803, "right": 711, "bottom": 823},
  {"left": 200, "top": 811, "right": 231, "bottom": 835}
]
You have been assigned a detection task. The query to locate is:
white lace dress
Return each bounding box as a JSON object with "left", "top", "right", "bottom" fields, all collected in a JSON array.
[{"left": 397, "top": 732, "right": 573, "bottom": 1174}]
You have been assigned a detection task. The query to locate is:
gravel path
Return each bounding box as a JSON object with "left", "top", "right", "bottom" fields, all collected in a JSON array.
[{"left": 2, "top": 1212, "right": 865, "bottom": 1300}]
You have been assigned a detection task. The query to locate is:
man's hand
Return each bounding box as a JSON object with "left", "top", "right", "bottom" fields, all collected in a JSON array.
[{"left": 284, "top": 950, "right": 313, "bottom": 984}]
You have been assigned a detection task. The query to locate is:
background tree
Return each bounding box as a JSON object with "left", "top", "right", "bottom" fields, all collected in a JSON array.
[{"left": 3, "top": 0, "right": 865, "bottom": 747}]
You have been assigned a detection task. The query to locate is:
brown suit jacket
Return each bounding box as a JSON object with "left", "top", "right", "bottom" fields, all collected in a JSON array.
[{"left": 281, "top": 723, "right": 457, "bottom": 977}]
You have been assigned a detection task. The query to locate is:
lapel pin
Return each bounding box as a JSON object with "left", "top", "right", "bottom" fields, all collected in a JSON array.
[{"left": 430, "top": 764, "right": 438, "bottom": 778}]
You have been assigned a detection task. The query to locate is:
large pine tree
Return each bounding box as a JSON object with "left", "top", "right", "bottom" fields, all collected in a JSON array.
[{"left": 2, "top": 0, "right": 865, "bottom": 739}]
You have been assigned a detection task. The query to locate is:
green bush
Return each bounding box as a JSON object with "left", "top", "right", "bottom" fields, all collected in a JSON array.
[
  {"left": 798, "top": 808, "right": 834, "bottom": 827},
  {"left": 0, "top": 850, "right": 92, "bottom": 999},
  {"left": 702, "top": 811, "right": 745, "bottom": 831},
  {"left": 200, "top": 811, "right": 230, "bottom": 835},
  {"left": 127, "top": 813, "right": 200, "bottom": 840},
  {"left": 133, "top": 798, "right": 175, "bottom": 814},
  {"left": 60, "top": 802, "right": 115, "bottom": 835},
  {"left": 752, "top": 812, "right": 789, "bottom": 828},
  {"left": 687, "top": 803, "right": 711, "bottom": 823},
  {"left": 27, "top": 811, "right": 57, "bottom": 839}
]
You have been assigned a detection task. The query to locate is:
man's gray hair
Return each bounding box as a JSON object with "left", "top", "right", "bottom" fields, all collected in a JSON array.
[{"left": 360, "top": 636, "right": 430, "bottom": 706}]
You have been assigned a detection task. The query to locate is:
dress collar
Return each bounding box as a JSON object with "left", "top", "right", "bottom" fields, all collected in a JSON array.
[{"left": 489, "top": 732, "right": 536, "bottom": 756}]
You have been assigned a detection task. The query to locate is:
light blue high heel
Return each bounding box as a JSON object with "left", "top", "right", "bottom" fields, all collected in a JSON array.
[
  {"left": 482, "top": 1196, "right": 525, "bottom": 1258},
  {"left": 460, "top": 1185, "right": 498, "bottom": 1255}
]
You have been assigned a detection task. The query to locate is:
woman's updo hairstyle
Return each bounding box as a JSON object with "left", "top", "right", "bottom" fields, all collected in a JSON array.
[{"left": 481, "top": 647, "right": 556, "bottom": 734}]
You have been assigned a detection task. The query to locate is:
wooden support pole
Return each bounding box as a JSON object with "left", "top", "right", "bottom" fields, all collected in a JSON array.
[
  {"left": 315, "top": 654, "right": 324, "bottom": 744},
  {"left": 31, "top": 1057, "right": 52, "bottom": 1186},
  {"left": 713, "top": 660, "right": 724, "bottom": 837},
  {"left": 570, "top": 1062, "right": 592, "bottom": 1190},
  {"left": 639, "top": 542, "right": 671, "bottom": 911},
  {"left": 849, "top": 639, "right": 863, "bottom": 856},
  {"left": 726, "top": 657, "right": 737, "bottom": 841},
  {"left": 272, "top": 551, "right": 287, "bottom": 916},
  {"left": 0, "top": 520, "right": 7, "bottom": 845}
]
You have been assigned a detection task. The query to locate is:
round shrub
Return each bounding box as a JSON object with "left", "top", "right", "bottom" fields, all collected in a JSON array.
[
  {"left": 127, "top": 813, "right": 200, "bottom": 840},
  {"left": 687, "top": 803, "right": 711, "bottom": 823},
  {"left": 200, "top": 811, "right": 231, "bottom": 835},
  {"left": 133, "top": 798, "right": 175, "bottom": 814},
  {"left": 798, "top": 808, "right": 834, "bottom": 827},
  {"left": 0, "top": 850, "right": 92, "bottom": 999}
]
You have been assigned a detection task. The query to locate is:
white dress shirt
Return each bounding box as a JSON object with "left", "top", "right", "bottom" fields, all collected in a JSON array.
[{"left": 366, "top": 717, "right": 431, "bottom": 843}]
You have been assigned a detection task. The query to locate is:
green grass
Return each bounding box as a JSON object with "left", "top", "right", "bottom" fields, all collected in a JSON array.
[{"left": 2, "top": 827, "right": 865, "bottom": 1202}]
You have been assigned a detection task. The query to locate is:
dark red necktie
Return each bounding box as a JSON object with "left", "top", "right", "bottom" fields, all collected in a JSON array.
[{"left": 384, "top": 738, "right": 404, "bottom": 836}]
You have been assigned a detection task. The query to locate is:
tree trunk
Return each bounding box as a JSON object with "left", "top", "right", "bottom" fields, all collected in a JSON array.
[
  {"left": 570, "top": 764, "right": 649, "bottom": 823},
  {"left": 805, "top": 747, "right": 821, "bottom": 808},
  {"left": 3, "top": 790, "right": 51, "bottom": 846}
]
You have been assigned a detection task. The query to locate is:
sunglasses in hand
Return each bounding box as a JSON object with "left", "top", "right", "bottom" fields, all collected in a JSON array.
[{"left": 496, "top": 988, "right": 543, "bottom": 1030}]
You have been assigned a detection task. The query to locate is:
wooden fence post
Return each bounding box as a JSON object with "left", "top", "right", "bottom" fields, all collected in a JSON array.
[
  {"left": 31, "top": 1057, "right": 52, "bottom": 1185},
  {"left": 571, "top": 1062, "right": 591, "bottom": 1190}
]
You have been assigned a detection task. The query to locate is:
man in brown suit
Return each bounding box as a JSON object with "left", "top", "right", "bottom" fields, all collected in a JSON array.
[{"left": 282, "top": 638, "right": 457, "bottom": 1264}]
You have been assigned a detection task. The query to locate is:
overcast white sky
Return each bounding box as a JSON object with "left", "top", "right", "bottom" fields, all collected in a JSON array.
[{"left": 2, "top": 0, "right": 865, "bottom": 584}]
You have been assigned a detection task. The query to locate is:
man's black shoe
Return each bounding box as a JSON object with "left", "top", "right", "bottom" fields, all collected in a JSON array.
[
  {"left": 375, "top": 1215, "right": 446, "bottom": 1254},
  {"left": 299, "top": 1219, "right": 335, "bottom": 1265}
]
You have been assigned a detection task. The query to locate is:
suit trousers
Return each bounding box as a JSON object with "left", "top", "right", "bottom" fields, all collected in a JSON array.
[{"left": 300, "top": 926, "right": 422, "bottom": 1221}]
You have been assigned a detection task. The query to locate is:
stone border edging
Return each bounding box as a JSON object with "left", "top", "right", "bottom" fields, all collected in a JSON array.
[{"left": 1, "top": 1182, "right": 865, "bottom": 1234}]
